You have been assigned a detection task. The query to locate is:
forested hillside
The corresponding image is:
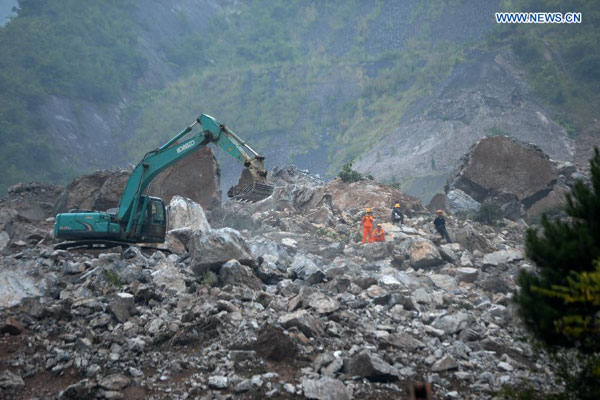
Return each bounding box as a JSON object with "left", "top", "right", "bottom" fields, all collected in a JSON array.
[
  {"left": 0, "top": 0, "right": 143, "bottom": 191},
  {"left": 0, "top": 0, "right": 598, "bottom": 198}
]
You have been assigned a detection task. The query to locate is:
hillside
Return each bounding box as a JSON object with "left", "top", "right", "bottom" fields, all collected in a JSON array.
[{"left": 0, "top": 0, "right": 598, "bottom": 201}]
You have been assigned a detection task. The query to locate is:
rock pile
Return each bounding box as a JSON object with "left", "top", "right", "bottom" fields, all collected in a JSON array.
[{"left": 0, "top": 166, "right": 560, "bottom": 399}]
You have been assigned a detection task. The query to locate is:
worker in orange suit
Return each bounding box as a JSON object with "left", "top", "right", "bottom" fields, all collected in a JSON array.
[
  {"left": 362, "top": 208, "right": 375, "bottom": 244},
  {"left": 373, "top": 224, "right": 385, "bottom": 242}
]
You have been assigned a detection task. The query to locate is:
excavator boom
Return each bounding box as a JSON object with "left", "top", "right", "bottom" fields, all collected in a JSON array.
[{"left": 54, "top": 114, "right": 273, "bottom": 244}]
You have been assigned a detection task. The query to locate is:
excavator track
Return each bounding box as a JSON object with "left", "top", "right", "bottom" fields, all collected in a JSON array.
[{"left": 55, "top": 240, "right": 171, "bottom": 254}]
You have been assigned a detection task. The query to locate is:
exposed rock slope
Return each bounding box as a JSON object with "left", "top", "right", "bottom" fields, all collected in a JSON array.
[{"left": 355, "top": 50, "right": 574, "bottom": 202}]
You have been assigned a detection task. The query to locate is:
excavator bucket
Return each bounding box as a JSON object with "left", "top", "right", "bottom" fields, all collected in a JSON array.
[{"left": 227, "top": 168, "right": 274, "bottom": 203}]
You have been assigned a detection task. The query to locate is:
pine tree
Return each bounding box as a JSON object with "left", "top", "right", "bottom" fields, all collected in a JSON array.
[
  {"left": 515, "top": 148, "right": 600, "bottom": 398},
  {"left": 516, "top": 147, "right": 600, "bottom": 352}
]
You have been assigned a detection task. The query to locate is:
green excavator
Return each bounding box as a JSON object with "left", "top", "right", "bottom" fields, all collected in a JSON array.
[{"left": 54, "top": 114, "right": 273, "bottom": 248}]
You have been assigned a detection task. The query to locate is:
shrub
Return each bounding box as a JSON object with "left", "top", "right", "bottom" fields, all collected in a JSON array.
[
  {"left": 202, "top": 271, "right": 218, "bottom": 287},
  {"left": 474, "top": 201, "right": 503, "bottom": 225},
  {"left": 338, "top": 162, "right": 363, "bottom": 183}
]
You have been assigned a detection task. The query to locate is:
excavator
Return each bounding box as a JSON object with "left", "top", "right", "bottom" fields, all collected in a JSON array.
[{"left": 54, "top": 114, "right": 273, "bottom": 248}]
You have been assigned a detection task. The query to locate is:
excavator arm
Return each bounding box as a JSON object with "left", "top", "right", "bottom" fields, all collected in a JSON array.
[{"left": 117, "top": 114, "right": 273, "bottom": 235}]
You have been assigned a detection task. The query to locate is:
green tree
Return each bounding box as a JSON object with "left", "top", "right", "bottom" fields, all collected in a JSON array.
[
  {"left": 338, "top": 162, "right": 363, "bottom": 183},
  {"left": 515, "top": 148, "right": 600, "bottom": 398},
  {"left": 475, "top": 201, "right": 503, "bottom": 226}
]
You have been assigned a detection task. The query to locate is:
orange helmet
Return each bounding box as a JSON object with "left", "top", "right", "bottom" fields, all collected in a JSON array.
[{"left": 366, "top": 208, "right": 372, "bottom": 213}]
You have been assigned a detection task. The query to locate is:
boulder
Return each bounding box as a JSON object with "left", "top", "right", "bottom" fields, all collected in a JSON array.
[
  {"left": 409, "top": 240, "right": 444, "bottom": 268},
  {"left": 446, "top": 189, "right": 480, "bottom": 214},
  {"left": 109, "top": 293, "right": 136, "bottom": 323},
  {"left": 167, "top": 196, "right": 211, "bottom": 231},
  {"left": 431, "top": 312, "right": 470, "bottom": 334},
  {"left": 290, "top": 254, "right": 325, "bottom": 284},
  {"left": 306, "top": 292, "right": 340, "bottom": 314},
  {"left": 450, "top": 136, "right": 558, "bottom": 204},
  {"left": 301, "top": 377, "right": 352, "bottom": 400},
  {"left": 482, "top": 249, "right": 524, "bottom": 267},
  {"left": 188, "top": 228, "right": 254, "bottom": 276},
  {"left": 527, "top": 184, "right": 569, "bottom": 217},
  {"left": 254, "top": 324, "right": 298, "bottom": 361},
  {"left": 456, "top": 267, "right": 479, "bottom": 283},
  {"left": 218, "top": 259, "right": 262, "bottom": 290},
  {"left": 448, "top": 136, "right": 560, "bottom": 219},
  {"left": 148, "top": 147, "right": 221, "bottom": 210},
  {"left": 0, "top": 317, "right": 24, "bottom": 335},
  {"left": 54, "top": 169, "right": 130, "bottom": 213},
  {"left": 151, "top": 260, "right": 187, "bottom": 294},
  {"left": 0, "top": 370, "right": 24, "bottom": 390},
  {"left": 428, "top": 274, "right": 458, "bottom": 292},
  {"left": 382, "top": 333, "right": 426, "bottom": 350},
  {"left": 431, "top": 355, "right": 459, "bottom": 372},
  {"left": 344, "top": 350, "right": 399, "bottom": 381},
  {"left": 278, "top": 309, "right": 323, "bottom": 337},
  {"left": 0, "top": 231, "right": 8, "bottom": 251},
  {"left": 98, "top": 374, "right": 130, "bottom": 391},
  {"left": 453, "top": 224, "right": 490, "bottom": 252}
]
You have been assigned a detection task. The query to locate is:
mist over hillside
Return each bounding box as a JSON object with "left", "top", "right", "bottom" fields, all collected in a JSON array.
[{"left": 0, "top": 0, "right": 598, "bottom": 201}]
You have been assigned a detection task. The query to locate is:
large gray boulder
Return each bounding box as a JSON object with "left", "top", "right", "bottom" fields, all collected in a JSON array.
[
  {"left": 447, "top": 136, "right": 561, "bottom": 219},
  {"left": 450, "top": 136, "right": 558, "bottom": 204},
  {"left": 431, "top": 312, "right": 471, "bottom": 334},
  {"left": 188, "top": 228, "right": 254, "bottom": 276},
  {"left": 344, "top": 350, "right": 399, "bottom": 381},
  {"left": 302, "top": 377, "right": 352, "bottom": 400},
  {"left": 482, "top": 249, "right": 524, "bottom": 268},
  {"left": 446, "top": 189, "right": 480, "bottom": 214},
  {"left": 167, "top": 196, "right": 211, "bottom": 232},
  {"left": 290, "top": 254, "right": 325, "bottom": 284}
]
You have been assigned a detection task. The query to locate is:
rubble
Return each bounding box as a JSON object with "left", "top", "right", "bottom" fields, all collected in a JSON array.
[{"left": 0, "top": 166, "right": 562, "bottom": 399}]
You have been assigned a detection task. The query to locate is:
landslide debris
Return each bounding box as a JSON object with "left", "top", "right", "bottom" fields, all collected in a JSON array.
[{"left": 0, "top": 165, "right": 561, "bottom": 399}]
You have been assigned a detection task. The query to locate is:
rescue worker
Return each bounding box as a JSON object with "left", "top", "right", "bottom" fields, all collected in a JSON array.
[
  {"left": 391, "top": 203, "right": 404, "bottom": 225},
  {"left": 361, "top": 208, "right": 375, "bottom": 244},
  {"left": 373, "top": 223, "right": 385, "bottom": 242},
  {"left": 433, "top": 209, "right": 451, "bottom": 243}
]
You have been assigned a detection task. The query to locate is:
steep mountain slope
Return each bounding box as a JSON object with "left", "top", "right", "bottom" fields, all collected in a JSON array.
[
  {"left": 354, "top": 48, "right": 574, "bottom": 201},
  {"left": 1, "top": 0, "right": 598, "bottom": 202}
]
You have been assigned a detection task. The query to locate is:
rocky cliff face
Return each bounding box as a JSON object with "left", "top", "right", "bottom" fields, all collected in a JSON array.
[
  {"left": 0, "top": 166, "right": 563, "bottom": 399},
  {"left": 354, "top": 50, "right": 574, "bottom": 202}
]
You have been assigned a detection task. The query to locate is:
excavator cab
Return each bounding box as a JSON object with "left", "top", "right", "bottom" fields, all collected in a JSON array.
[{"left": 130, "top": 196, "right": 167, "bottom": 243}]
